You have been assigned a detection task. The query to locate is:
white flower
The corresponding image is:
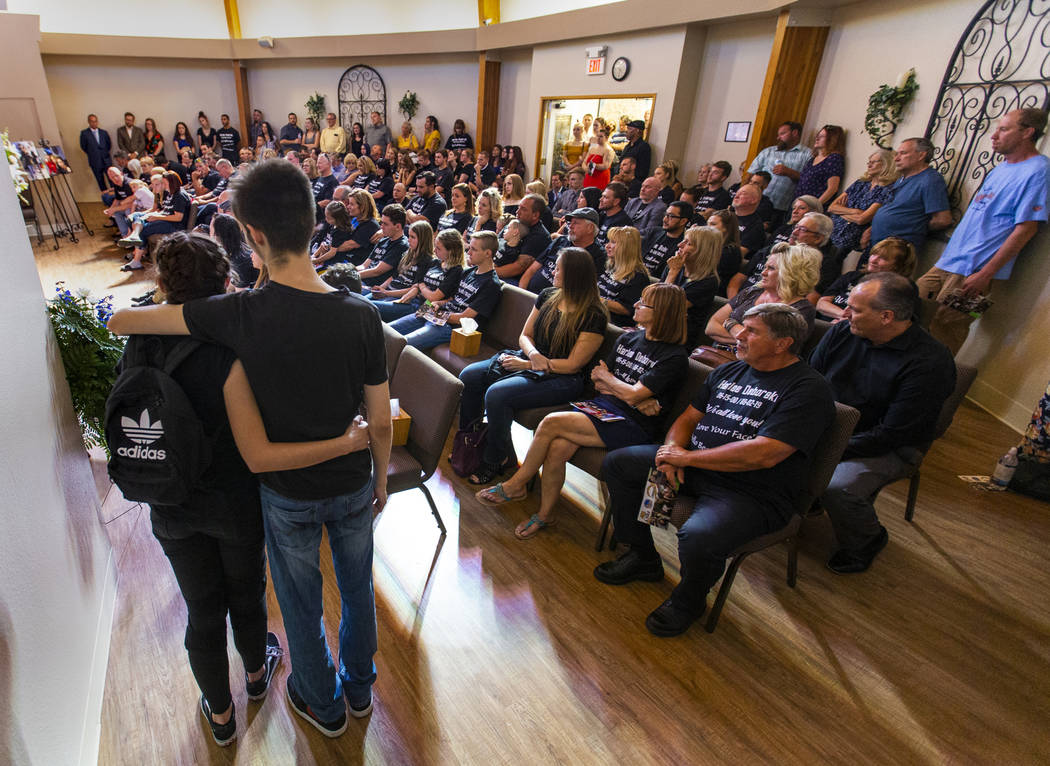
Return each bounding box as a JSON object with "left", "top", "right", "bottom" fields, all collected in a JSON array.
[{"left": 896, "top": 69, "right": 914, "bottom": 89}]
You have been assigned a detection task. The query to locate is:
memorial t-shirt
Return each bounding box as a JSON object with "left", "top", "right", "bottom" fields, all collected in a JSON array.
[
  {"left": 533, "top": 287, "right": 608, "bottom": 360},
  {"left": 408, "top": 192, "right": 448, "bottom": 229},
  {"left": 364, "top": 235, "right": 409, "bottom": 286},
  {"left": 437, "top": 210, "right": 471, "bottom": 234},
  {"left": 688, "top": 359, "right": 834, "bottom": 515},
  {"left": 604, "top": 329, "right": 688, "bottom": 437},
  {"left": 421, "top": 263, "right": 463, "bottom": 299},
  {"left": 737, "top": 211, "right": 766, "bottom": 254},
  {"left": 598, "top": 268, "right": 650, "bottom": 327},
  {"left": 389, "top": 255, "right": 436, "bottom": 290},
  {"left": 641, "top": 228, "right": 683, "bottom": 277},
  {"left": 695, "top": 187, "right": 732, "bottom": 213},
  {"left": 348, "top": 219, "right": 380, "bottom": 266},
  {"left": 445, "top": 267, "right": 501, "bottom": 330}
]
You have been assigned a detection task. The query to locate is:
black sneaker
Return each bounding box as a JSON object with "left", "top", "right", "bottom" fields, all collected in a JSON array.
[
  {"left": 246, "top": 632, "right": 284, "bottom": 701},
  {"left": 645, "top": 598, "right": 705, "bottom": 637},
  {"left": 200, "top": 695, "right": 236, "bottom": 747},
  {"left": 348, "top": 693, "right": 373, "bottom": 719},
  {"left": 287, "top": 679, "right": 347, "bottom": 737},
  {"left": 593, "top": 549, "right": 664, "bottom": 585},
  {"left": 826, "top": 525, "right": 889, "bottom": 575}
]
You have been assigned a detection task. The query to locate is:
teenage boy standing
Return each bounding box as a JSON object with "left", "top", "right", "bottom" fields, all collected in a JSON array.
[{"left": 108, "top": 159, "right": 391, "bottom": 737}]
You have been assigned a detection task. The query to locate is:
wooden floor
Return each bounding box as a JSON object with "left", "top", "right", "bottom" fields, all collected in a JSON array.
[{"left": 33, "top": 210, "right": 1050, "bottom": 764}]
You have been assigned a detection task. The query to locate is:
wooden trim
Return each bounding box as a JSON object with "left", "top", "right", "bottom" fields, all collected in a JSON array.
[
  {"left": 224, "top": 0, "right": 242, "bottom": 40},
  {"left": 476, "top": 54, "right": 501, "bottom": 154},
  {"left": 233, "top": 60, "right": 251, "bottom": 148},
  {"left": 478, "top": 0, "right": 500, "bottom": 26},
  {"left": 227, "top": 29, "right": 479, "bottom": 59}
]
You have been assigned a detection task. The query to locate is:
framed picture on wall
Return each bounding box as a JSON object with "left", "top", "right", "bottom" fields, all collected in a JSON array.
[{"left": 725, "top": 121, "right": 751, "bottom": 143}]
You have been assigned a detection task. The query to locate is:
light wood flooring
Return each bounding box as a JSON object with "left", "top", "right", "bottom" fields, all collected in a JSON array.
[{"left": 30, "top": 209, "right": 1050, "bottom": 764}]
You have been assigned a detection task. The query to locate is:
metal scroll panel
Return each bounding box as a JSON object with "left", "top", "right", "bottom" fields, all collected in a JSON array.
[
  {"left": 337, "top": 65, "right": 387, "bottom": 134},
  {"left": 926, "top": 0, "right": 1050, "bottom": 220}
]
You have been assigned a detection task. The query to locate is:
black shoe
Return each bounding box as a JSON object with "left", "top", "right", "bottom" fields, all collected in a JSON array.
[
  {"left": 645, "top": 598, "right": 705, "bottom": 637},
  {"left": 287, "top": 678, "right": 347, "bottom": 737},
  {"left": 104, "top": 221, "right": 117, "bottom": 228},
  {"left": 348, "top": 692, "right": 373, "bottom": 719},
  {"left": 593, "top": 549, "right": 664, "bottom": 585},
  {"left": 827, "top": 525, "right": 889, "bottom": 574},
  {"left": 200, "top": 695, "right": 236, "bottom": 747},
  {"left": 468, "top": 456, "right": 515, "bottom": 486},
  {"left": 246, "top": 632, "right": 284, "bottom": 701}
]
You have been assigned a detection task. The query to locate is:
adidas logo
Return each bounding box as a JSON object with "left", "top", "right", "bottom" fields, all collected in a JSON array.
[{"left": 122, "top": 409, "right": 163, "bottom": 445}]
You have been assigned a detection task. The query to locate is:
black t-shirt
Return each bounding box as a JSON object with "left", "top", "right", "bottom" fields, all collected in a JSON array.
[
  {"left": 202, "top": 170, "right": 221, "bottom": 192},
  {"left": 183, "top": 282, "right": 388, "bottom": 499},
  {"left": 445, "top": 134, "right": 473, "bottom": 151},
  {"left": 465, "top": 216, "right": 498, "bottom": 239},
  {"left": 494, "top": 238, "right": 524, "bottom": 268},
  {"left": 620, "top": 139, "right": 652, "bottom": 179},
  {"left": 477, "top": 164, "right": 499, "bottom": 187},
  {"left": 596, "top": 209, "right": 631, "bottom": 251},
  {"left": 312, "top": 174, "right": 337, "bottom": 204},
  {"left": 519, "top": 222, "right": 551, "bottom": 259},
  {"left": 313, "top": 225, "right": 354, "bottom": 262},
  {"left": 365, "top": 235, "right": 409, "bottom": 285},
  {"left": 770, "top": 222, "right": 793, "bottom": 247},
  {"left": 421, "top": 262, "right": 463, "bottom": 299},
  {"left": 348, "top": 219, "right": 380, "bottom": 266},
  {"left": 663, "top": 271, "right": 718, "bottom": 348},
  {"left": 368, "top": 174, "right": 394, "bottom": 200},
  {"left": 211, "top": 175, "right": 231, "bottom": 196},
  {"left": 533, "top": 287, "right": 608, "bottom": 359},
  {"left": 688, "top": 359, "right": 834, "bottom": 516},
  {"left": 432, "top": 167, "right": 454, "bottom": 194},
  {"left": 389, "top": 255, "right": 436, "bottom": 289},
  {"left": 352, "top": 173, "right": 373, "bottom": 190},
  {"left": 197, "top": 126, "right": 217, "bottom": 149},
  {"left": 445, "top": 267, "right": 501, "bottom": 329},
  {"left": 717, "top": 244, "right": 742, "bottom": 295},
  {"left": 229, "top": 242, "right": 259, "bottom": 288},
  {"left": 738, "top": 243, "right": 773, "bottom": 291},
  {"left": 408, "top": 192, "right": 448, "bottom": 229},
  {"left": 529, "top": 236, "right": 606, "bottom": 293},
  {"left": 437, "top": 210, "right": 471, "bottom": 234},
  {"left": 598, "top": 268, "right": 650, "bottom": 327},
  {"left": 737, "top": 211, "right": 766, "bottom": 254},
  {"left": 695, "top": 186, "right": 731, "bottom": 213},
  {"left": 757, "top": 194, "right": 776, "bottom": 222},
  {"left": 821, "top": 270, "right": 863, "bottom": 314},
  {"left": 604, "top": 329, "right": 688, "bottom": 437},
  {"left": 168, "top": 162, "right": 191, "bottom": 185},
  {"left": 641, "top": 228, "right": 682, "bottom": 276},
  {"left": 658, "top": 187, "right": 675, "bottom": 205},
  {"left": 112, "top": 180, "right": 133, "bottom": 201},
  {"left": 456, "top": 164, "right": 476, "bottom": 185},
  {"left": 216, "top": 127, "right": 240, "bottom": 161},
  {"left": 161, "top": 189, "right": 191, "bottom": 221}
]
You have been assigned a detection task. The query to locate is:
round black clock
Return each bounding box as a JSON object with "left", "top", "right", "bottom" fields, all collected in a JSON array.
[{"left": 612, "top": 57, "right": 630, "bottom": 82}]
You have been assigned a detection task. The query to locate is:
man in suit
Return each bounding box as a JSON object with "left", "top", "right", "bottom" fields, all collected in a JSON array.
[
  {"left": 79, "top": 114, "right": 112, "bottom": 191},
  {"left": 116, "top": 112, "right": 146, "bottom": 158}
]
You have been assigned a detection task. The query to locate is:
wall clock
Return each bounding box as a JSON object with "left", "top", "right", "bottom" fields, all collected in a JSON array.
[{"left": 612, "top": 57, "right": 630, "bottom": 82}]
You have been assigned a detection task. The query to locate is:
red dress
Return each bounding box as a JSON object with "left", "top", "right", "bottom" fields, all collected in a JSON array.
[{"left": 583, "top": 151, "right": 610, "bottom": 190}]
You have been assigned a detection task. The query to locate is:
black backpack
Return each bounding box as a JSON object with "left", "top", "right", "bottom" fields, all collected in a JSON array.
[{"left": 105, "top": 337, "right": 212, "bottom": 506}]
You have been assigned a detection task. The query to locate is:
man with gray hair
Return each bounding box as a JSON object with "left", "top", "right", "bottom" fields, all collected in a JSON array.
[
  {"left": 790, "top": 211, "right": 839, "bottom": 291},
  {"left": 866, "top": 136, "right": 951, "bottom": 251},
  {"left": 810, "top": 272, "right": 955, "bottom": 574},
  {"left": 191, "top": 158, "right": 237, "bottom": 228},
  {"left": 595, "top": 302, "right": 835, "bottom": 636}
]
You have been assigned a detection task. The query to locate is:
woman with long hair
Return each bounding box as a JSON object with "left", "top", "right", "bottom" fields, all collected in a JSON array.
[
  {"left": 827, "top": 149, "right": 897, "bottom": 258},
  {"left": 662, "top": 226, "right": 721, "bottom": 347},
  {"left": 375, "top": 228, "right": 465, "bottom": 322},
  {"left": 143, "top": 117, "right": 165, "bottom": 163},
  {"left": 301, "top": 156, "right": 319, "bottom": 180},
  {"left": 395, "top": 151, "right": 417, "bottom": 188},
  {"left": 476, "top": 283, "right": 690, "bottom": 539},
  {"left": 438, "top": 183, "right": 475, "bottom": 234},
  {"left": 561, "top": 123, "right": 586, "bottom": 171},
  {"left": 501, "top": 173, "right": 526, "bottom": 215},
  {"left": 502, "top": 146, "right": 527, "bottom": 181},
  {"left": 350, "top": 122, "right": 366, "bottom": 157},
  {"left": 351, "top": 156, "right": 377, "bottom": 190},
  {"left": 706, "top": 208, "right": 743, "bottom": 296},
  {"left": 468, "top": 188, "right": 502, "bottom": 238},
  {"left": 582, "top": 128, "right": 615, "bottom": 190},
  {"left": 310, "top": 201, "right": 357, "bottom": 268},
  {"left": 369, "top": 220, "right": 435, "bottom": 302},
  {"left": 301, "top": 117, "right": 320, "bottom": 155},
  {"left": 423, "top": 115, "right": 441, "bottom": 153},
  {"left": 600, "top": 226, "right": 651, "bottom": 327},
  {"left": 120, "top": 170, "right": 189, "bottom": 271},
  {"left": 706, "top": 244, "right": 821, "bottom": 345},
  {"left": 172, "top": 121, "right": 194, "bottom": 156},
  {"left": 210, "top": 213, "right": 258, "bottom": 290},
  {"left": 796, "top": 124, "right": 846, "bottom": 206},
  {"left": 344, "top": 189, "right": 381, "bottom": 266},
  {"left": 461, "top": 246, "right": 610, "bottom": 485},
  {"left": 817, "top": 236, "right": 917, "bottom": 320},
  {"left": 654, "top": 160, "right": 681, "bottom": 204},
  {"left": 196, "top": 111, "right": 217, "bottom": 153}
]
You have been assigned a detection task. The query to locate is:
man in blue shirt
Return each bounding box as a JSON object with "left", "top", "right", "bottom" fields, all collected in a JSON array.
[
  {"left": 916, "top": 108, "right": 1050, "bottom": 353},
  {"left": 866, "top": 137, "right": 951, "bottom": 250}
]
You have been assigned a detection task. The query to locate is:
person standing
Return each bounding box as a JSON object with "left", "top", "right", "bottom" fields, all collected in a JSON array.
[
  {"left": 320, "top": 112, "right": 348, "bottom": 156},
  {"left": 279, "top": 113, "right": 304, "bottom": 155},
  {"left": 364, "top": 111, "right": 393, "bottom": 156},
  {"left": 79, "top": 114, "right": 113, "bottom": 191},
  {"left": 619, "top": 120, "right": 652, "bottom": 180},
  {"left": 117, "top": 112, "right": 146, "bottom": 158},
  {"left": 915, "top": 108, "right": 1050, "bottom": 354},
  {"left": 746, "top": 121, "right": 812, "bottom": 227},
  {"left": 216, "top": 114, "right": 241, "bottom": 164}
]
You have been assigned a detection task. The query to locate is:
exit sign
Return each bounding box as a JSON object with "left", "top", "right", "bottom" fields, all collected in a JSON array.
[{"left": 587, "top": 56, "right": 605, "bottom": 75}]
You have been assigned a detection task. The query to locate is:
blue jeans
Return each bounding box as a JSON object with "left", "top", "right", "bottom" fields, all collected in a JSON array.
[
  {"left": 259, "top": 479, "right": 377, "bottom": 720},
  {"left": 112, "top": 210, "right": 130, "bottom": 236},
  {"left": 373, "top": 298, "right": 419, "bottom": 322},
  {"left": 460, "top": 359, "right": 585, "bottom": 466},
  {"left": 389, "top": 314, "right": 454, "bottom": 350}
]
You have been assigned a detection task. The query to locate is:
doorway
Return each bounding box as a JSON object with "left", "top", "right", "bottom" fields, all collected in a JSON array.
[{"left": 534, "top": 95, "right": 655, "bottom": 182}]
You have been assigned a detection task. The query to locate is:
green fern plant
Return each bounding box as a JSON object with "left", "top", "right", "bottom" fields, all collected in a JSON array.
[
  {"left": 865, "top": 69, "right": 919, "bottom": 149},
  {"left": 305, "top": 93, "right": 327, "bottom": 126},
  {"left": 398, "top": 91, "right": 420, "bottom": 122}
]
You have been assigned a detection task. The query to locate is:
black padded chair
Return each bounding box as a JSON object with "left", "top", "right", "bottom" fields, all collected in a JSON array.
[
  {"left": 382, "top": 322, "right": 407, "bottom": 380},
  {"left": 875, "top": 362, "right": 977, "bottom": 521},
  {"left": 386, "top": 345, "right": 463, "bottom": 534},
  {"left": 429, "top": 283, "right": 536, "bottom": 377},
  {"left": 668, "top": 401, "right": 860, "bottom": 633}
]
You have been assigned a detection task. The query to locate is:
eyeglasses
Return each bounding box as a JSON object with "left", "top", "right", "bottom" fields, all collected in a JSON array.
[
  {"left": 793, "top": 225, "right": 819, "bottom": 235},
  {"left": 664, "top": 213, "right": 686, "bottom": 220}
]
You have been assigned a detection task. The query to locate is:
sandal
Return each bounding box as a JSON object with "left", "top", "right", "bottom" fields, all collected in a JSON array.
[
  {"left": 468, "top": 456, "right": 516, "bottom": 486},
  {"left": 475, "top": 483, "right": 527, "bottom": 507},
  {"left": 515, "top": 514, "right": 556, "bottom": 540}
]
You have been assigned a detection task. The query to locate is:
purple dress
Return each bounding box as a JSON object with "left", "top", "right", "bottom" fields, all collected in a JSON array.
[
  {"left": 830, "top": 179, "right": 892, "bottom": 252},
  {"left": 795, "top": 152, "right": 844, "bottom": 201}
]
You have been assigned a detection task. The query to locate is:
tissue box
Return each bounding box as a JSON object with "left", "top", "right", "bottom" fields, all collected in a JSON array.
[
  {"left": 392, "top": 409, "right": 411, "bottom": 446},
  {"left": 450, "top": 328, "right": 482, "bottom": 357}
]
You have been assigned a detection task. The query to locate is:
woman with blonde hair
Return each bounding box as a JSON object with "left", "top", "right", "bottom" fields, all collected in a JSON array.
[
  {"left": 654, "top": 160, "right": 682, "bottom": 204},
  {"left": 600, "top": 226, "right": 651, "bottom": 327},
  {"left": 397, "top": 121, "right": 419, "bottom": 153},
  {"left": 706, "top": 244, "right": 820, "bottom": 346},
  {"left": 476, "top": 282, "right": 690, "bottom": 540},
  {"left": 370, "top": 220, "right": 435, "bottom": 302},
  {"left": 817, "top": 236, "right": 917, "bottom": 320},
  {"left": 706, "top": 208, "right": 743, "bottom": 295},
  {"left": 501, "top": 173, "right": 526, "bottom": 215},
  {"left": 827, "top": 149, "right": 897, "bottom": 258},
  {"left": 561, "top": 123, "right": 587, "bottom": 170},
  {"left": 350, "top": 156, "right": 377, "bottom": 189},
  {"left": 343, "top": 188, "right": 381, "bottom": 265},
  {"left": 301, "top": 156, "right": 319, "bottom": 180},
  {"left": 378, "top": 228, "right": 465, "bottom": 322},
  {"left": 468, "top": 188, "right": 502, "bottom": 238},
  {"left": 662, "top": 226, "right": 722, "bottom": 347}
]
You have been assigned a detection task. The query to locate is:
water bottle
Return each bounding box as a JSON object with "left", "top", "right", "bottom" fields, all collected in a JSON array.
[{"left": 992, "top": 447, "right": 1019, "bottom": 487}]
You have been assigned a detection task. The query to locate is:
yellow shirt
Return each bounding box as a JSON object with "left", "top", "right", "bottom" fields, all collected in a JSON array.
[
  {"left": 424, "top": 130, "right": 441, "bottom": 153},
  {"left": 397, "top": 134, "right": 420, "bottom": 152},
  {"left": 320, "top": 126, "right": 348, "bottom": 155}
]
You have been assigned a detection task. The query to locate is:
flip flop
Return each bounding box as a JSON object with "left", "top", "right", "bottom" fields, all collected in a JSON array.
[
  {"left": 515, "top": 514, "right": 556, "bottom": 540},
  {"left": 475, "top": 483, "right": 526, "bottom": 507}
]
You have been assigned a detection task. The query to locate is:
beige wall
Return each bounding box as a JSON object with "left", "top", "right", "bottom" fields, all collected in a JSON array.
[
  {"left": 808, "top": 0, "right": 1049, "bottom": 433},
  {"left": 8, "top": 0, "right": 229, "bottom": 37},
  {"left": 238, "top": 0, "right": 478, "bottom": 38},
  {"left": 495, "top": 47, "right": 533, "bottom": 152},
  {"left": 43, "top": 55, "right": 238, "bottom": 201},
  {"left": 501, "top": 0, "right": 622, "bottom": 23},
  {"left": 684, "top": 15, "right": 777, "bottom": 185}
]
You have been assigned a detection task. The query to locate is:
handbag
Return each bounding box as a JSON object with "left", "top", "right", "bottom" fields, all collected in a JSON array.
[
  {"left": 450, "top": 419, "right": 488, "bottom": 478},
  {"left": 691, "top": 344, "right": 737, "bottom": 367},
  {"left": 1009, "top": 453, "right": 1050, "bottom": 503}
]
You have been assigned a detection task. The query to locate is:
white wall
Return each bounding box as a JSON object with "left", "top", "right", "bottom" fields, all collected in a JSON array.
[
  {"left": 684, "top": 16, "right": 777, "bottom": 185},
  {"left": 0, "top": 157, "right": 116, "bottom": 764},
  {"left": 495, "top": 47, "right": 533, "bottom": 151},
  {"left": 6, "top": 0, "right": 229, "bottom": 37},
  {"left": 500, "top": 0, "right": 623, "bottom": 23},
  {"left": 238, "top": 0, "right": 478, "bottom": 38},
  {"left": 808, "top": 0, "right": 1050, "bottom": 432},
  {"left": 43, "top": 55, "right": 239, "bottom": 201},
  {"left": 246, "top": 55, "right": 479, "bottom": 150},
  {"left": 524, "top": 26, "right": 689, "bottom": 179}
]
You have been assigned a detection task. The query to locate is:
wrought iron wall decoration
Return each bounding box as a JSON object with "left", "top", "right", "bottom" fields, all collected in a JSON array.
[
  {"left": 926, "top": 0, "right": 1050, "bottom": 220},
  {"left": 337, "top": 65, "right": 387, "bottom": 134}
]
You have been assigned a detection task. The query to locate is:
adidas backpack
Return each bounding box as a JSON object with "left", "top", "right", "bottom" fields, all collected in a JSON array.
[{"left": 105, "top": 336, "right": 213, "bottom": 506}]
